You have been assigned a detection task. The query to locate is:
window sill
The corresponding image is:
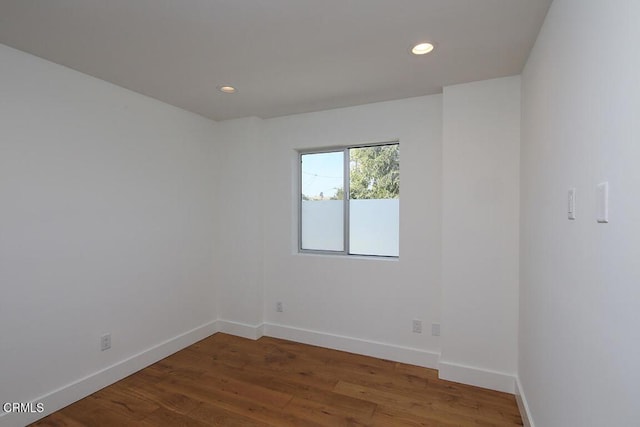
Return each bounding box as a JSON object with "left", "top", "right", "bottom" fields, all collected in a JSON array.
[{"left": 295, "top": 251, "right": 399, "bottom": 262}]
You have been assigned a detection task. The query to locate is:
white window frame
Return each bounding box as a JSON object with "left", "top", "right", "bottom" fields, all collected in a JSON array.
[{"left": 298, "top": 140, "right": 399, "bottom": 258}]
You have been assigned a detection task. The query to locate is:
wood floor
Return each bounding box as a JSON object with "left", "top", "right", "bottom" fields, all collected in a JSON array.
[{"left": 32, "top": 333, "right": 522, "bottom": 426}]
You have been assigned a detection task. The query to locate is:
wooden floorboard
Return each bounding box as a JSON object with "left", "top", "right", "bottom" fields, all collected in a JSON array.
[{"left": 31, "top": 333, "right": 522, "bottom": 426}]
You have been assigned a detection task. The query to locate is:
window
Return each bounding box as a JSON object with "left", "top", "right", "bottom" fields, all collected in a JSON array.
[{"left": 299, "top": 142, "right": 399, "bottom": 257}]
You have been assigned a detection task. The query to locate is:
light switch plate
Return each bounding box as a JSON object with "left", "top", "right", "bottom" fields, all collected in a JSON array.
[
  {"left": 568, "top": 188, "right": 576, "bottom": 220},
  {"left": 597, "top": 182, "right": 609, "bottom": 223}
]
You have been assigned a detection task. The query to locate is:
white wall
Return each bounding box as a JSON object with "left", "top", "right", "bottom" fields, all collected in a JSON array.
[
  {"left": 214, "top": 117, "right": 265, "bottom": 337},
  {"left": 0, "top": 44, "right": 218, "bottom": 426},
  {"left": 213, "top": 96, "right": 443, "bottom": 365},
  {"left": 214, "top": 86, "right": 523, "bottom": 386},
  {"left": 0, "top": 35, "right": 528, "bottom": 427},
  {"left": 264, "top": 96, "right": 443, "bottom": 362},
  {"left": 440, "top": 77, "right": 521, "bottom": 393},
  {"left": 519, "top": 0, "right": 640, "bottom": 426}
]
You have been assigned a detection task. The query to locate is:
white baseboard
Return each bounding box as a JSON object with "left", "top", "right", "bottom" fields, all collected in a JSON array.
[
  {"left": 213, "top": 321, "right": 439, "bottom": 369},
  {"left": 216, "top": 319, "right": 265, "bottom": 340},
  {"left": 3, "top": 319, "right": 522, "bottom": 427},
  {"left": 0, "top": 320, "right": 218, "bottom": 427},
  {"left": 263, "top": 323, "right": 439, "bottom": 369},
  {"left": 437, "top": 360, "right": 516, "bottom": 394},
  {"left": 515, "top": 376, "right": 534, "bottom": 427}
]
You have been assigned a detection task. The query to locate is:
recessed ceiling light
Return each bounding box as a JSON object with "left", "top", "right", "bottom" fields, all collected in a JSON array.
[
  {"left": 411, "top": 42, "right": 435, "bottom": 55},
  {"left": 218, "top": 85, "right": 237, "bottom": 94}
]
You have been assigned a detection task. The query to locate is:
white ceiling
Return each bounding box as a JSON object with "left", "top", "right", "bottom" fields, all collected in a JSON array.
[{"left": 0, "top": 0, "right": 552, "bottom": 121}]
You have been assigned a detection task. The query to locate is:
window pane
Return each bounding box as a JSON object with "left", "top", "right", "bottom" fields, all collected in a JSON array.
[
  {"left": 349, "top": 145, "right": 399, "bottom": 256},
  {"left": 301, "top": 151, "right": 344, "bottom": 251},
  {"left": 349, "top": 199, "right": 399, "bottom": 256}
]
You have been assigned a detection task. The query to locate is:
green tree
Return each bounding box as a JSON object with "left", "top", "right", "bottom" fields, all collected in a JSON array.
[
  {"left": 330, "top": 187, "right": 345, "bottom": 200},
  {"left": 349, "top": 145, "right": 399, "bottom": 199}
]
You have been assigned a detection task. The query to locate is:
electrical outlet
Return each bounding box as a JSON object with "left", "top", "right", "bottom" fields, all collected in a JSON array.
[
  {"left": 276, "top": 301, "right": 283, "bottom": 312},
  {"left": 431, "top": 323, "right": 441, "bottom": 336},
  {"left": 100, "top": 333, "right": 111, "bottom": 351},
  {"left": 412, "top": 319, "right": 422, "bottom": 334}
]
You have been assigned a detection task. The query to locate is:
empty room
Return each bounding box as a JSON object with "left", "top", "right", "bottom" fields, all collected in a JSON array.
[{"left": 1, "top": 0, "right": 638, "bottom": 426}]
